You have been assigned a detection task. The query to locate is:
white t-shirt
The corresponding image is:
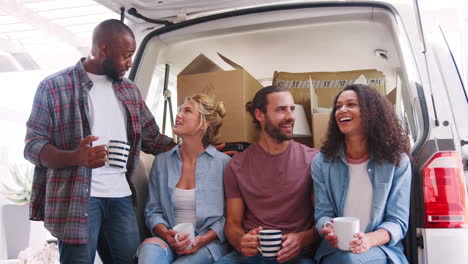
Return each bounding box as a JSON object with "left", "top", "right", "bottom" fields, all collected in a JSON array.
[
  {"left": 343, "top": 158, "right": 373, "bottom": 232},
  {"left": 87, "top": 72, "right": 131, "bottom": 197}
]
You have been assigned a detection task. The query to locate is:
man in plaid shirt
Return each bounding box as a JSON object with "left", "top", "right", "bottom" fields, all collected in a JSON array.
[{"left": 24, "top": 19, "right": 174, "bottom": 263}]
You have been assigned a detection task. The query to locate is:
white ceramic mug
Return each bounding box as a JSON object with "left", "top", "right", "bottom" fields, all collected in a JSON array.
[
  {"left": 106, "top": 140, "right": 130, "bottom": 168},
  {"left": 328, "top": 217, "right": 360, "bottom": 251},
  {"left": 257, "top": 229, "right": 282, "bottom": 258},
  {"left": 173, "top": 223, "right": 195, "bottom": 249}
]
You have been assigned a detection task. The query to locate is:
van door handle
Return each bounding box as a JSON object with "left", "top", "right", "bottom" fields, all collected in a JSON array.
[{"left": 416, "top": 235, "right": 424, "bottom": 249}]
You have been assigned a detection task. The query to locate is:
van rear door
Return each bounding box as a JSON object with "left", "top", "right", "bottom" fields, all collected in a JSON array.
[
  {"left": 428, "top": 27, "right": 468, "bottom": 154},
  {"left": 415, "top": 20, "right": 468, "bottom": 264}
]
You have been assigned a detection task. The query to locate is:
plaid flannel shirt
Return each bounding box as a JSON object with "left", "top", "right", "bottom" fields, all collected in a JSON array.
[{"left": 24, "top": 58, "right": 173, "bottom": 244}]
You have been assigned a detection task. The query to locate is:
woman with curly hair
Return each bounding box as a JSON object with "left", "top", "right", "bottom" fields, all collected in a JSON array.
[{"left": 312, "top": 84, "right": 411, "bottom": 264}]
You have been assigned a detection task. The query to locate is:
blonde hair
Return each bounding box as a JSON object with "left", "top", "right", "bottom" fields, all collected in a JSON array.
[{"left": 184, "top": 93, "right": 226, "bottom": 146}]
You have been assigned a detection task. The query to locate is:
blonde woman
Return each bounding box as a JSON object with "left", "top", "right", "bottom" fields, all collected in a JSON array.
[{"left": 138, "top": 94, "right": 230, "bottom": 264}]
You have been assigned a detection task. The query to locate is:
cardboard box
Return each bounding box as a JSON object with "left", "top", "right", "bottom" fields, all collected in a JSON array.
[
  {"left": 386, "top": 88, "right": 396, "bottom": 106},
  {"left": 312, "top": 112, "right": 330, "bottom": 150},
  {"left": 177, "top": 53, "right": 263, "bottom": 143},
  {"left": 309, "top": 83, "right": 329, "bottom": 149}
]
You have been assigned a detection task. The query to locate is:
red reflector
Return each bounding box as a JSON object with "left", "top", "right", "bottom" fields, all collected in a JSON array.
[{"left": 422, "top": 151, "right": 468, "bottom": 228}]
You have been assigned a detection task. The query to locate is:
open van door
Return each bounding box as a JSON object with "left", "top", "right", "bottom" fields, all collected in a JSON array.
[
  {"left": 428, "top": 27, "right": 468, "bottom": 153},
  {"left": 415, "top": 0, "right": 468, "bottom": 258},
  {"left": 414, "top": 23, "right": 468, "bottom": 264}
]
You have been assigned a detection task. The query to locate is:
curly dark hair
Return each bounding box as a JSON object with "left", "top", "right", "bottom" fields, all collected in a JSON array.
[{"left": 321, "top": 84, "right": 409, "bottom": 166}]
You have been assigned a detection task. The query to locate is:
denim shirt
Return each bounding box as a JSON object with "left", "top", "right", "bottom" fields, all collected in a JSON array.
[
  {"left": 144, "top": 144, "right": 230, "bottom": 261},
  {"left": 312, "top": 151, "right": 411, "bottom": 264}
]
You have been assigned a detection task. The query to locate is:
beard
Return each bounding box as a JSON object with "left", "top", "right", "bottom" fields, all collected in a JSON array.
[
  {"left": 264, "top": 114, "right": 294, "bottom": 143},
  {"left": 102, "top": 57, "right": 120, "bottom": 80}
]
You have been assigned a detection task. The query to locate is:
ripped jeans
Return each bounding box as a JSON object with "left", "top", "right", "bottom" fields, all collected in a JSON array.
[{"left": 137, "top": 237, "right": 214, "bottom": 264}]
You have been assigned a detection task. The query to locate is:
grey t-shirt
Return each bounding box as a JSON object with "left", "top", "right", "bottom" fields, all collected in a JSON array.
[{"left": 224, "top": 140, "right": 318, "bottom": 234}]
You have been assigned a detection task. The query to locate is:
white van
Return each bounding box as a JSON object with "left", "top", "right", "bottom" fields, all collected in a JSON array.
[{"left": 98, "top": 1, "right": 468, "bottom": 263}]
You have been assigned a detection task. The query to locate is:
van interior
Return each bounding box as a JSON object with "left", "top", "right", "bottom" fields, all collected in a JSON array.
[{"left": 135, "top": 5, "right": 421, "bottom": 152}]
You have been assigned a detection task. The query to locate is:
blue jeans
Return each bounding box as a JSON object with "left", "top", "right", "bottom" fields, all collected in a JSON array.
[
  {"left": 137, "top": 238, "right": 214, "bottom": 264},
  {"left": 58, "top": 196, "right": 140, "bottom": 264},
  {"left": 318, "top": 247, "right": 387, "bottom": 264},
  {"left": 214, "top": 250, "right": 315, "bottom": 264}
]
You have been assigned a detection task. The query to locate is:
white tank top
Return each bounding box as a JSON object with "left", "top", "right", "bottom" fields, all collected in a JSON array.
[{"left": 173, "top": 187, "right": 196, "bottom": 227}]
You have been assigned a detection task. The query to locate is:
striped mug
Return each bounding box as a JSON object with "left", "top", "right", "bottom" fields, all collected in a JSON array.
[
  {"left": 257, "top": 229, "right": 282, "bottom": 258},
  {"left": 106, "top": 140, "right": 130, "bottom": 168}
]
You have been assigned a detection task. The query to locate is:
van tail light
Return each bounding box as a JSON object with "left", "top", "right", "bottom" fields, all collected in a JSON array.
[{"left": 422, "top": 151, "right": 468, "bottom": 228}]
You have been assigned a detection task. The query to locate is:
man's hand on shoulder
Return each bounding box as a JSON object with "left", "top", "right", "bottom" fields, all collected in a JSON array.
[
  {"left": 165, "top": 141, "right": 177, "bottom": 152},
  {"left": 77, "top": 135, "right": 107, "bottom": 168},
  {"left": 214, "top": 143, "right": 238, "bottom": 156},
  {"left": 240, "top": 226, "right": 262, "bottom": 257}
]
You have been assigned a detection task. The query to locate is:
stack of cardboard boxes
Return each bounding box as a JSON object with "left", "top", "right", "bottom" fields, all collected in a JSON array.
[{"left": 177, "top": 53, "right": 392, "bottom": 149}]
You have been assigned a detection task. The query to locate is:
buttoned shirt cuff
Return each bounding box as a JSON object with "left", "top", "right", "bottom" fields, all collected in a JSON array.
[
  {"left": 148, "top": 216, "right": 170, "bottom": 237},
  {"left": 26, "top": 141, "right": 49, "bottom": 168},
  {"left": 316, "top": 216, "right": 332, "bottom": 238},
  {"left": 377, "top": 221, "right": 403, "bottom": 246},
  {"left": 210, "top": 220, "right": 225, "bottom": 243}
]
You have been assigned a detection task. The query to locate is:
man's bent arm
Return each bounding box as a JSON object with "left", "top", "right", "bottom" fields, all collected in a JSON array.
[
  {"left": 39, "top": 144, "right": 80, "bottom": 168},
  {"left": 139, "top": 94, "right": 174, "bottom": 155},
  {"left": 224, "top": 198, "right": 246, "bottom": 252},
  {"left": 302, "top": 192, "right": 321, "bottom": 248},
  {"left": 301, "top": 193, "right": 321, "bottom": 252}
]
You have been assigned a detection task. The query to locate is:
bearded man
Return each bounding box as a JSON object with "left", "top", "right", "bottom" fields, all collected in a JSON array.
[{"left": 216, "top": 86, "right": 321, "bottom": 264}]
